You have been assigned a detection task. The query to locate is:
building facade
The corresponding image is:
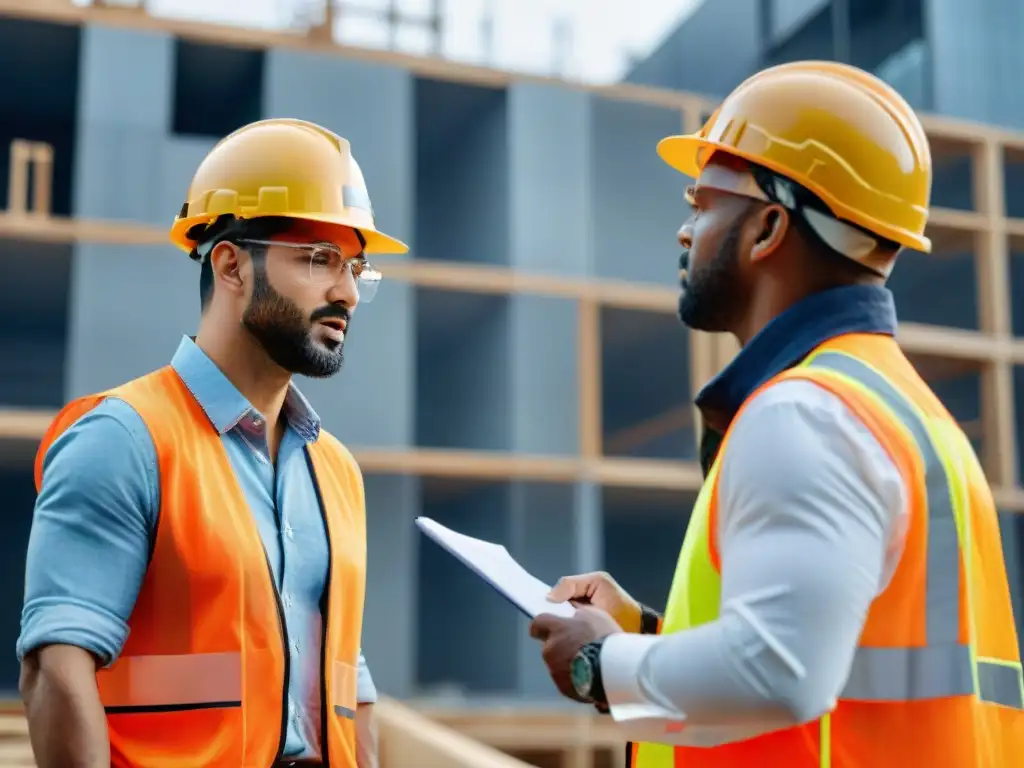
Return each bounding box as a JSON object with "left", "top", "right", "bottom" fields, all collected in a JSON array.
[
  {"left": 0, "top": 6, "right": 1022, "bottom": 719},
  {"left": 628, "top": 0, "right": 1024, "bottom": 131}
]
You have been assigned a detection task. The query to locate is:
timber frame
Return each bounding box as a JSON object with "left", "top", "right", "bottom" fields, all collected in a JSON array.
[{"left": 1, "top": 1, "right": 1024, "bottom": 510}]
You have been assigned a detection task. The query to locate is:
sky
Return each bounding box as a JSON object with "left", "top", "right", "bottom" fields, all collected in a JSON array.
[{"left": 83, "top": 0, "right": 703, "bottom": 83}]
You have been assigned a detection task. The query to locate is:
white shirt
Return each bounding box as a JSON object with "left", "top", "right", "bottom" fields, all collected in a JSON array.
[{"left": 600, "top": 379, "right": 909, "bottom": 747}]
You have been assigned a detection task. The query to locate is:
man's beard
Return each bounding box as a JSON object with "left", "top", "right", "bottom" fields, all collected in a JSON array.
[
  {"left": 677, "top": 216, "right": 745, "bottom": 333},
  {"left": 242, "top": 264, "right": 348, "bottom": 378}
]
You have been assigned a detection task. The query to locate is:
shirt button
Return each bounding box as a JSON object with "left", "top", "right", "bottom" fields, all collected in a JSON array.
[
  {"left": 282, "top": 593, "right": 292, "bottom": 609},
  {"left": 284, "top": 524, "right": 295, "bottom": 540},
  {"left": 251, "top": 415, "right": 263, "bottom": 430},
  {"left": 292, "top": 640, "right": 300, "bottom": 655}
]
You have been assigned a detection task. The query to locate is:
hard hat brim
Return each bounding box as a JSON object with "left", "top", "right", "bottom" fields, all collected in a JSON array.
[
  {"left": 169, "top": 212, "right": 410, "bottom": 256},
  {"left": 656, "top": 134, "right": 932, "bottom": 254},
  {"left": 297, "top": 212, "right": 410, "bottom": 255},
  {"left": 656, "top": 133, "right": 705, "bottom": 179}
]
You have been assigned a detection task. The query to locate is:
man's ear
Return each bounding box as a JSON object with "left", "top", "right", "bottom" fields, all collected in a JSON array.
[
  {"left": 209, "top": 241, "right": 246, "bottom": 298},
  {"left": 750, "top": 204, "right": 788, "bottom": 263}
]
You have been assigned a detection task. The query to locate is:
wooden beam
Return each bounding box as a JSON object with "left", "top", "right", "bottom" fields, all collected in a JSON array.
[
  {"left": 0, "top": 211, "right": 167, "bottom": 245},
  {"left": 411, "top": 704, "right": 624, "bottom": 751},
  {"left": 0, "top": 214, "right": 1018, "bottom": 362},
  {"left": 0, "top": 405, "right": 710, "bottom": 491},
  {"left": 603, "top": 403, "right": 693, "bottom": 456},
  {"left": 981, "top": 362, "right": 1018, "bottom": 487},
  {"left": 375, "top": 698, "right": 536, "bottom": 768},
  {"left": 0, "top": 408, "right": 53, "bottom": 440},
  {"left": 971, "top": 138, "right": 1019, "bottom": 488},
  {"left": 585, "top": 456, "right": 705, "bottom": 491},
  {"left": 578, "top": 298, "right": 602, "bottom": 458}
]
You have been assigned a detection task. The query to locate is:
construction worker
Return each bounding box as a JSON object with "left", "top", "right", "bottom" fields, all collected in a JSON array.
[
  {"left": 17, "top": 118, "right": 406, "bottom": 768},
  {"left": 530, "top": 61, "right": 1024, "bottom": 766}
]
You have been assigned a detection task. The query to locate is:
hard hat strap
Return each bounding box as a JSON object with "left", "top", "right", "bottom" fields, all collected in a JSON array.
[{"left": 749, "top": 165, "right": 895, "bottom": 278}]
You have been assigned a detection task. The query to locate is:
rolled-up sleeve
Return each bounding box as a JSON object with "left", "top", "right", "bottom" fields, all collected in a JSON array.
[
  {"left": 599, "top": 380, "right": 906, "bottom": 747},
  {"left": 356, "top": 649, "right": 377, "bottom": 704},
  {"left": 17, "top": 399, "right": 158, "bottom": 667}
]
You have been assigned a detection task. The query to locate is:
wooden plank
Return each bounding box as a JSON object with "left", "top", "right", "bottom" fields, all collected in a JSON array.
[
  {"left": 0, "top": 409, "right": 53, "bottom": 441},
  {"left": 375, "top": 698, "right": 535, "bottom": 768},
  {"left": 578, "top": 298, "right": 602, "bottom": 458}
]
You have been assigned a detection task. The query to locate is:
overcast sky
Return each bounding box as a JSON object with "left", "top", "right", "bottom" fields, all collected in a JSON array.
[{"left": 87, "top": 0, "right": 702, "bottom": 83}]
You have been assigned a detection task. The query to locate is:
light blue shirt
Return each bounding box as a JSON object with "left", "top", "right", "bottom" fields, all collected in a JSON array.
[{"left": 18, "top": 336, "right": 376, "bottom": 761}]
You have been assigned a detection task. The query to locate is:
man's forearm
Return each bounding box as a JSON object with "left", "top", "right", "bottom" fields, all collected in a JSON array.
[
  {"left": 20, "top": 646, "right": 109, "bottom": 768},
  {"left": 355, "top": 703, "right": 378, "bottom": 768}
]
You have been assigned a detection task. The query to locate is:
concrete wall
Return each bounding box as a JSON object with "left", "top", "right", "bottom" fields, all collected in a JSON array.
[
  {"left": 928, "top": 0, "right": 1024, "bottom": 129},
  {"left": 0, "top": 19, "right": 706, "bottom": 698},
  {"left": 625, "top": 0, "right": 762, "bottom": 99}
]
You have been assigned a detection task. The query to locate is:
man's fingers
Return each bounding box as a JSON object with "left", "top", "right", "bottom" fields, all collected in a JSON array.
[
  {"left": 548, "top": 573, "right": 602, "bottom": 602},
  {"left": 529, "top": 614, "right": 559, "bottom": 640}
]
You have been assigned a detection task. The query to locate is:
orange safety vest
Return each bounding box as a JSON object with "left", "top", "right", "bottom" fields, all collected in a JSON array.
[
  {"left": 629, "top": 333, "right": 1024, "bottom": 768},
  {"left": 34, "top": 366, "right": 367, "bottom": 768}
]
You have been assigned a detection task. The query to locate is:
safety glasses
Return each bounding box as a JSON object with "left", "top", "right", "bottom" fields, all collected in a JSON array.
[
  {"left": 686, "top": 163, "right": 893, "bottom": 277},
  {"left": 236, "top": 238, "right": 383, "bottom": 304}
]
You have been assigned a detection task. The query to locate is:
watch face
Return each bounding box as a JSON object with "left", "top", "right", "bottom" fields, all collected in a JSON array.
[{"left": 570, "top": 653, "right": 593, "bottom": 699}]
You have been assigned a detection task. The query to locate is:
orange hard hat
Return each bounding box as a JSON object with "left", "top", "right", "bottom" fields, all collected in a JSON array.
[
  {"left": 658, "top": 60, "right": 933, "bottom": 253},
  {"left": 169, "top": 118, "right": 408, "bottom": 256}
]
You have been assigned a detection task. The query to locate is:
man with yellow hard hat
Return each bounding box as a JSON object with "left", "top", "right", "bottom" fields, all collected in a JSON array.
[
  {"left": 18, "top": 118, "right": 405, "bottom": 767},
  {"left": 530, "top": 61, "right": 1024, "bottom": 766}
]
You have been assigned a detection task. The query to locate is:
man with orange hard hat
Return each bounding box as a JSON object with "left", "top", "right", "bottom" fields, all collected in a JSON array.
[
  {"left": 18, "top": 119, "right": 405, "bottom": 767},
  {"left": 530, "top": 61, "right": 1024, "bottom": 766}
]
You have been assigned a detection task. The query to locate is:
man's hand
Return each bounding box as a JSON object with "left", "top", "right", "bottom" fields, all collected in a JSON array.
[
  {"left": 547, "top": 571, "right": 643, "bottom": 633},
  {"left": 529, "top": 605, "right": 623, "bottom": 701},
  {"left": 355, "top": 703, "right": 378, "bottom": 768}
]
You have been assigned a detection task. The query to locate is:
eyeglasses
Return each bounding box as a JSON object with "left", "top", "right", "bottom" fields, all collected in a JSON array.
[{"left": 235, "top": 239, "right": 382, "bottom": 303}]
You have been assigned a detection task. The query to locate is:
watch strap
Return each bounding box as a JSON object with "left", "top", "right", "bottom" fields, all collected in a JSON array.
[
  {"left": 639, "top": 604, "right": 662, "bottom": 634},
  {"left": 578, "top": 640, "right": 606, "bottom": 705}
]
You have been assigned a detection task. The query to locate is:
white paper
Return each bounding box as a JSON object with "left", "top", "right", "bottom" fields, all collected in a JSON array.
[{"left": 415, "top": 516, "right": 576, "bottom": 619}]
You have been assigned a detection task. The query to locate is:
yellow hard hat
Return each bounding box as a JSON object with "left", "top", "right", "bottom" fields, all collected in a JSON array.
[
  {"left": 169, "top": 118, "right": 409, "bottom": 256},
  {"left": 658, "top": 61, "right": 933, "bottom": 253}
]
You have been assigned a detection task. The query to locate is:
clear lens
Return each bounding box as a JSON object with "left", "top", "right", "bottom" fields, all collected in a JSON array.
[
  {"left": 356, "top": 268, "right": 381, "bottom": 304},
  {"left": 307, "top": 248, "right": 381, "bottom": 304},
  {"left": 235, "top": 239, "right": 381, "bottom": 303}
]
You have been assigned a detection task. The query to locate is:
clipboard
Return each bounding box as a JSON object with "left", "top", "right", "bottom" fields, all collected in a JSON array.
[{"left": 415, "top": 516, "right": 576, "bottom": 620}]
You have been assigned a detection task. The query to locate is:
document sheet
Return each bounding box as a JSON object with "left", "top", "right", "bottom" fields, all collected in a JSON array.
[{"left": 415, "top": 516, "right": 576, "bottom": 619}]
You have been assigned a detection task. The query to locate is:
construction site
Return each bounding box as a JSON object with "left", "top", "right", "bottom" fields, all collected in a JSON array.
[{"left": 1, "top": 0, "right": 1023, "bottom": 765}]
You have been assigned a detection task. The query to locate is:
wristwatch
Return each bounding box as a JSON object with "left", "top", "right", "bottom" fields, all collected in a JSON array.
[
  {"left": 570, "top": 639, "right": 607, "bottom": 705},
  {"left": 639, "top": 604, "right": 662, "bottom": 634}
]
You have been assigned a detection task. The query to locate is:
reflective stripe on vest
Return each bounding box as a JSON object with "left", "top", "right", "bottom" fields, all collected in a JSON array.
[
  {"left": 97, "top": 652, "right": 242, "bottom": 714},
  {"left": 95, "top": 652, "right": 360, "bottom": 718},
  {"left": 805, "top": 351, "right": 1024, "bottom": 710}
]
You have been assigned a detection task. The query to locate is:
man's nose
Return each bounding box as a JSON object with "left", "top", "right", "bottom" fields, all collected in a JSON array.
[
  {"left": 327, "top": 265, "right": 360, "bottom": 309},
  {"left": 678, "top": 223, "right": 693, "bottom": 250}
]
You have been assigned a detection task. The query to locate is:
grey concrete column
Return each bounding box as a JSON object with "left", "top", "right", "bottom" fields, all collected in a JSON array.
[
  {"left": 507, "top": 83, "right": 592, "bottom": 277},
  {"left": 413, "top": 78, "right": 509, "bottom": 266},
  {"left": 263, "top": 50, "right": 416, "bottom": 448},
  {"left": 929, "top": 0, "right": 1024, "bottom": 128},
  {"left": 74, "top": 25, "right": 173, "bottom": 224},
  {"left": 589, "top": 96, "right": 686, "bottom": 286},
  {"left": 362, "top": 474, "right": 421, "bottom": 698},
  {"left": 416, "top": 483, "right": 518, "bottom": 696}
]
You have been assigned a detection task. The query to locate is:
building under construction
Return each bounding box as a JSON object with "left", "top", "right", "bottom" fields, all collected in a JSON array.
[{"left": 0, "top": 2, "right": 1023, "bottom": 766}]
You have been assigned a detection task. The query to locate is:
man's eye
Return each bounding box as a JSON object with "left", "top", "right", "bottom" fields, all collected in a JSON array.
[{"left": 311, "top": 249, "right": 335, "bottom": 267}]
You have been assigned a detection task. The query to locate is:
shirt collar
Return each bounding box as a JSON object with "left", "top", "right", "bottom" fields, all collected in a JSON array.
[
  {"left": 694, "top": 284, "right": 898, "bottom": 430},
  {"left": 170, "top": 336, "right": 321, "bottom": 443}
]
